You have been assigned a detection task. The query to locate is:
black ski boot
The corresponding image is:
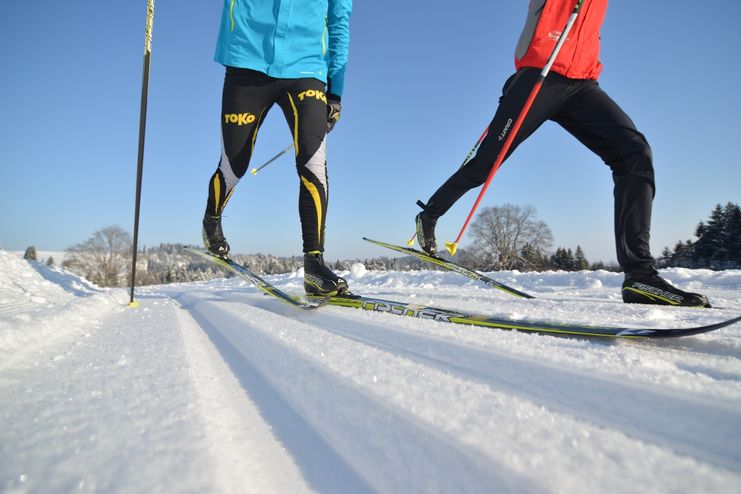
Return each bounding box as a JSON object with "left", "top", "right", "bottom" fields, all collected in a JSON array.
[
  {"left": 622, "top": 274, "right": 711, "bottom": 308},
  {"left": 304, "top": 252, "right": 349, "bottom": 296},
  {"left": 202, "top": 214, "right": 230, "bottom": 258},
  {"left": 415, "top": 211, "right": 438, "bottom": 256}
]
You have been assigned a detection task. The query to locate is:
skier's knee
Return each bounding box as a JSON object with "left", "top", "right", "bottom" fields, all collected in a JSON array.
[{"left": 612, "top": 143, "right": 653, "bottom": 181}]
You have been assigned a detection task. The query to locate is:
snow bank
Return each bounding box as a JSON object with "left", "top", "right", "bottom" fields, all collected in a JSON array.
[{"left": 0, "top": 249, "right": 123, "bottom": 367}]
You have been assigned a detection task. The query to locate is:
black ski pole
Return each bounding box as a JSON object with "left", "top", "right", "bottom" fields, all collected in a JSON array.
[
  {"left": 250, "top": 143, "right": 294, "bottom": 175},
  {"left": 129, "top": 0, "right": 155, "bottom": 308}
]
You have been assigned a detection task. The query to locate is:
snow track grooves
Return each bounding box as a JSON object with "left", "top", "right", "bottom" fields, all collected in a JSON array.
[
  {"left": 175, "top": 290, "right": 740, "bottom": 493},
  {"left": 299, "top": 308, "right": 741, "bottom": 471},
  {"left": 177, "top": 292, "right": 531, "bottom": 494}
]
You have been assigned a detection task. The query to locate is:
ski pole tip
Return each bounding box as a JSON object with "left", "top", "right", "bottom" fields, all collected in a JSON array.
[
  {"left": 127, "top": 300, "right": 140, "bottom": 308},
  {"left": 445, "top": 241, "right": 458, "bottom": 256},
  {"left": 250, "top": 168, "right": 258, "bottom": 175}
]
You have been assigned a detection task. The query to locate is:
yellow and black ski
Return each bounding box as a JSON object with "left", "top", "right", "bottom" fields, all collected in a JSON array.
[
  {"left": 187, "top": 246, "right": 741, "bottom": 338},
  {"left": 363, "top": 237, "right": 535, "bottom": 299},
  {"left": 313, "top": 294, "right": 741, "bottom": 339},
  {"left": 186, "top": 247, "right": 326, "bottom": 310}
]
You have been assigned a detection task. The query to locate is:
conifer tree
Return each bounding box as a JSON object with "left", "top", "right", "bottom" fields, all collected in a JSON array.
[{"left": 574, "top": 246, "right": 589, "bottom": 271}]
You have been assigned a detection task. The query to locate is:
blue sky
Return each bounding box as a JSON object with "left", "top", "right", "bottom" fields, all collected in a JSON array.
[{"left": 1, "top": 1, "right": 739, "bottom": 264}]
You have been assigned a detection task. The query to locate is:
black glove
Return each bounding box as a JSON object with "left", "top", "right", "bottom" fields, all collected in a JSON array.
[{"left": 327, "top": 95, "right": 341, "bottom": 133}]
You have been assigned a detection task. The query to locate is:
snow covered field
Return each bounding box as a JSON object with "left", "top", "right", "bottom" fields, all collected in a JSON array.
[{"left": 1, "top": 248, "right": 740, "bottom": 493}]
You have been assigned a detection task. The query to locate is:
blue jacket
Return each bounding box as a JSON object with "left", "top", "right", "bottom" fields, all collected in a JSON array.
[{"left": 215, "top": 0, "right": 352, "bottom": 97}]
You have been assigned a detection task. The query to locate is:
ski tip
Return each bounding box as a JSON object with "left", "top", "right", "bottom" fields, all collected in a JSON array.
[{"left": 445, "top": 241, "right": 458, "bottom": 256}]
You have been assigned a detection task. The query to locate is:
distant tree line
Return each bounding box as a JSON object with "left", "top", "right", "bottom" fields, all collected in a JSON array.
[
  {"left": 462, "top": 202, "right": 741, "bottom": 272},
  {"left": 18, "top": 202, "right": 735, "bottom": 288},
  {"left": 658, "top": 202, "right": 741, "bottom": 269},
  {"left": 52, "top": 226, "right": 423, "bottom": 287},
  {"left": 50, "top": 215, "right": 612, "bottom": 288}
]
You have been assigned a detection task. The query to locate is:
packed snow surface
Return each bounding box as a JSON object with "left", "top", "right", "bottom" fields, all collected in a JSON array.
[{"left": 1, "top": 249, "right": 740, "bottom": 493}]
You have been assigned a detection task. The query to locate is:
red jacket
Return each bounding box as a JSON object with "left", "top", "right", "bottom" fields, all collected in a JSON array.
[{"left": 514, "top": 0, "right": 608, "bottom": 80}]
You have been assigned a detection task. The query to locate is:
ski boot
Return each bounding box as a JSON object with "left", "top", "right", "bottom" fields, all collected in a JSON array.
[
  {"left": 622, "top": 274, "right": 711, "bottom": 308},
  {"left": 415, "top": 211, "right": 438, "bottom": 256},
  {"left": 304, "top": 251, "right": 349, "bottom": 296},
  {"left": 202, "top": 214, "right": 230, "bottom": 258}
]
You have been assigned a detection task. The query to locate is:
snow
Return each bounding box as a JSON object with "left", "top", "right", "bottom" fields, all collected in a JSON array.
[{"left": 1, "top": 248, "right": 740, "bottom": 493}]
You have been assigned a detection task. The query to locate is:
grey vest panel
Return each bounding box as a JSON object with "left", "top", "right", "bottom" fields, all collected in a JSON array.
[{"left": 514, "top": 0, "right": 547, "bottom": 60}]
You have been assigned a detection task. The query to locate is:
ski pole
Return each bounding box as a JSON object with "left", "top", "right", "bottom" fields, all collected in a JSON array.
[
  {"left": 459, "top": 127, "right": 489, "bottom": 169},
  {"left": 407, "top": 127, "right": 489, "bottom": 246},
  {"left": 250, "top": 144, "right": 293, "bottom": 175},
  {"left": 129, "top": 0, "right": 155, "bottom": 308},
  {"left": 445, "top": 0, "right": 585, "bottom": 256}
]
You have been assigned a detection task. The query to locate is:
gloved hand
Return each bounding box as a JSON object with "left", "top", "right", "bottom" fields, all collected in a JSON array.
[{"left": 327, "top": 95, "right": 341, "bottom": 133}]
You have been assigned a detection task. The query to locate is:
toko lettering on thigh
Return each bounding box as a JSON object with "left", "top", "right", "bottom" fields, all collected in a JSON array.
[
  {"left": 223, "top": 112, "right": 257, "bottom": 126},
  {"left": 297, "top": 89, "right": 327, "bottom": 103}
]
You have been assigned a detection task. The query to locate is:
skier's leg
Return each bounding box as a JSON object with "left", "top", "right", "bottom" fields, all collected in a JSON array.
[
  {"left": 554, "top": 82, "right": 709, "bottom": 307},
  {"left": 415, "top": 68, "right": 567, "bottom": 255},
  {"left": 552, "top": 81, "right": 655, "bottom": 276},
  {"left": 423, "top": 68, "right": 563, "bottom": 220},
  {"left": 277, "top": 78, "right": 330, "bottom": 253},
  {"left": 206, "top": 68, "right": 274, "bottom": 217},
  {"left": 277, "top": 78, "right": 348, "bottom": 295},
  {"left": 202, "top": 68, "right": 274, "bottom": 255}
]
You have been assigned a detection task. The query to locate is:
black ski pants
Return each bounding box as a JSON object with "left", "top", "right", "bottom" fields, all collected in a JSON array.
[
  {"left": 425, "top": 68, "right": 656, "bottom": 277},
  {"left": 205, "top": 67, "right": 330, "bottom": 253}
]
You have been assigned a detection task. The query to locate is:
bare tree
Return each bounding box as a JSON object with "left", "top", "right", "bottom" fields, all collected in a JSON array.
[
  {"left": 65, "top": 226, "right": 132, "bottom": 287},
  {"left": 469, "top": 204, "right": 553, "bottom": 270}
]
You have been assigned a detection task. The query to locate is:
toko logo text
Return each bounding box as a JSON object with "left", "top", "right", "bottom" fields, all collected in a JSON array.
[{"left": 224, "top": 113, "right": 256, "bottom": 126}]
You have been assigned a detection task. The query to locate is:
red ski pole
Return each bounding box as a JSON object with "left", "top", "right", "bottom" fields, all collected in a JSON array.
[{"left": 445, "top": 0, "right": 585, "bottom": 255}]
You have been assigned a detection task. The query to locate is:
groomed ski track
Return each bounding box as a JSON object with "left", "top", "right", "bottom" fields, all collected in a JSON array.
[
  {"left": 2, "top": 255, "right": 741, "bottom": 493},
  {"left": 159, "top": 273, "right": 741, "bottom": 493}
]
